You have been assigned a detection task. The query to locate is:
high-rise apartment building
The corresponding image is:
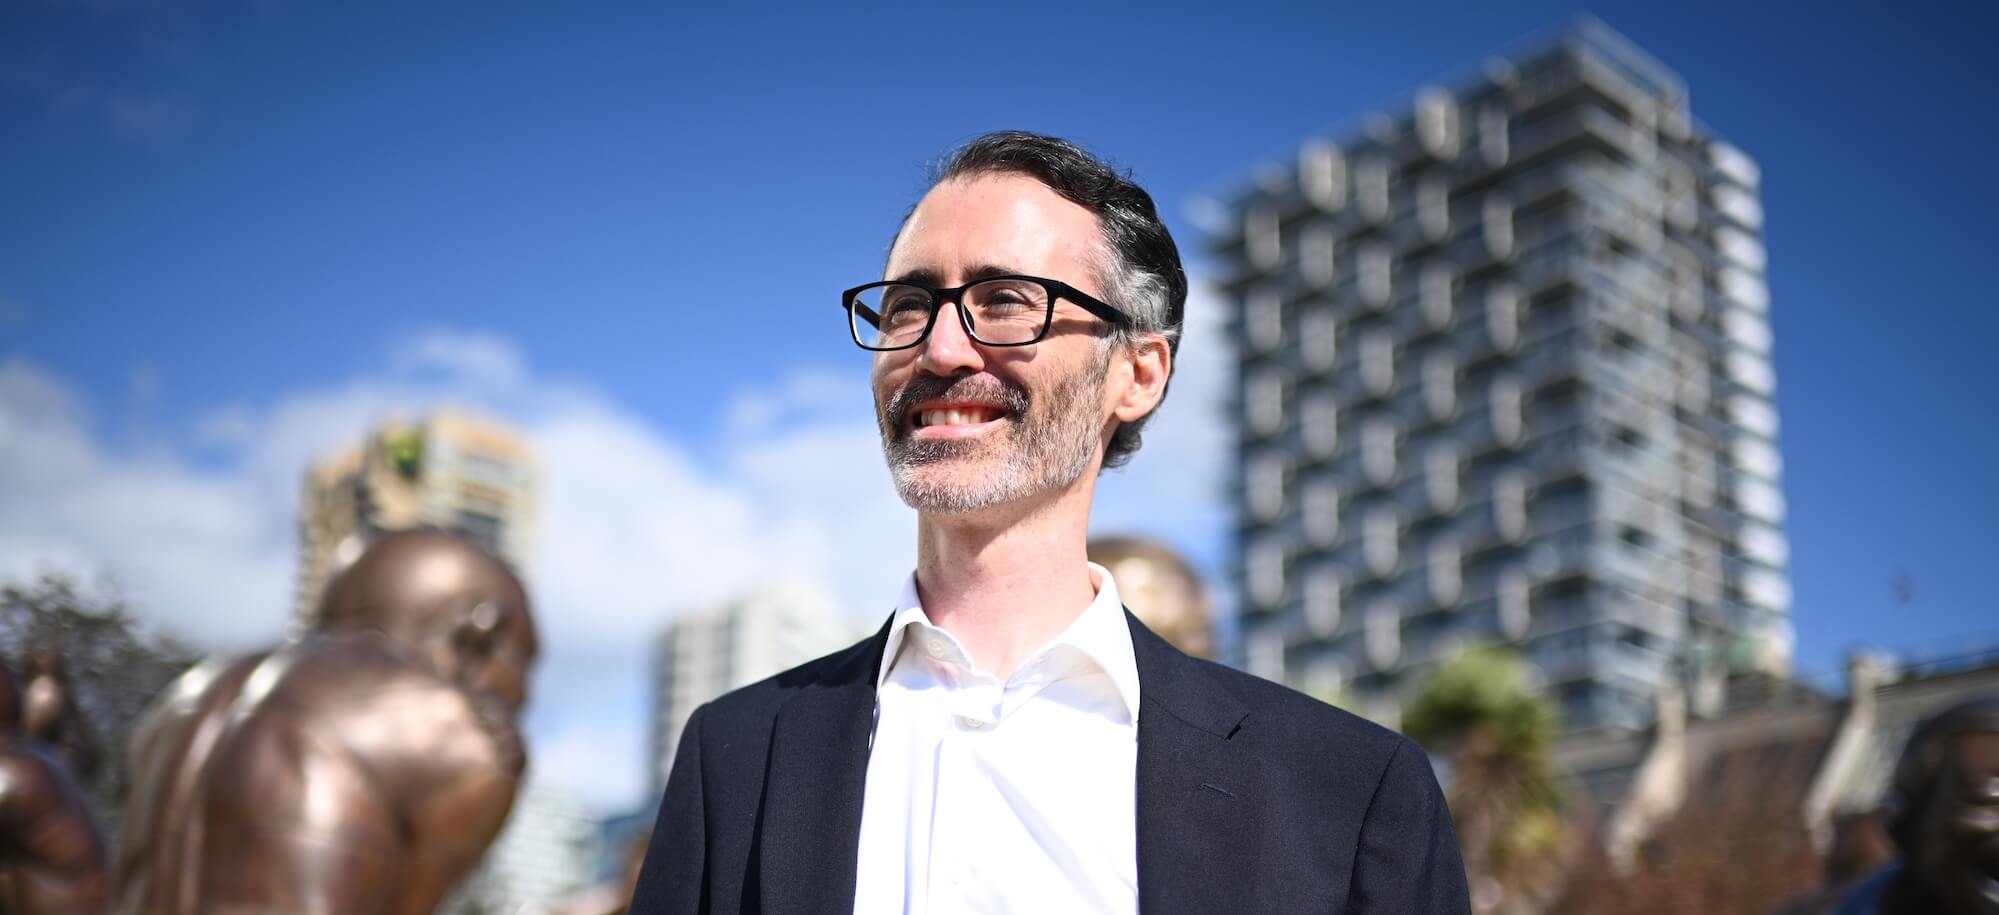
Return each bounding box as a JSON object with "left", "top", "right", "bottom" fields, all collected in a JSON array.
[
  {"left": 296, "top": 411, "right": 536, "bottom": 621},
  {"left": 649, "top": 583, "right": 854, "bottom": 792},
  {"left": 1215, "top": 20, "right": 1790, "bottom": 731}
]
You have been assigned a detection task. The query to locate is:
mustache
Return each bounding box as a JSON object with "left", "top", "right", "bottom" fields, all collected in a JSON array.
[{"left": 884, "top": 374, "right": 1031, "bottom": 432}]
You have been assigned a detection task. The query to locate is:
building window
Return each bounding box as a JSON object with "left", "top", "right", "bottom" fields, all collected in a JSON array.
[
  {"left": 1303, "top": 564, "right": 1343, "bottom": 636},
  {"left": 1245, "top": 622, "right": 1286, "bottom": 681},
  {"left": 1490, "top": 373, "right": 1524, "bottom": 447},
  {"left": 1360, "top": 330, "right": 1395, "bottom": 397},
  {"left": 1422, "top": 350, "right": 1458, "bottom": 421},
  {"left": 1722, "top": 307, "right": 1773, "bottom": 354},
  {"left": 1483, "top": 192, "right": 1515, "bottom": 260},
  {"left": 1364, "top": 505, "right": 1401, "bottom": 578},
  {"left": 1358, "top": 243, "right": 1393, "bottom": 309},
  {"left": 1727, "top": 393, "right": 1779, "bottom": 439},
  {"left": 1246, "top": 535, "right": 1287, "bottom": 609},
  {"left": 1246, "top": 450, "right": 1288, "bottom": 522},
  {"left": 1416, "top": 87, "right": 1460, "bottom": 159},
  {"left": 1300, "top": 307, "right": 1338, "bottom": 373},
  {"left": 1417, "top": 175, "right": 1450, "bottom": 241},
  {"left": 1741, "top": 568, "right": 1792, "bottom": 612},
  {"left": 1300, "top": 224, "right": 1338, "bottom": 289},
  {"left": 1676, "top": 337, "right": 1711, "bottom": 412},
  {"left": 1246, "top": 369, "right": 1284, "bottom": 436},
  {"left": 1421, "top": 263, "right": 1455, "bottom": 331},
  {"left": 1365, "top": 601, "right": 1402, "bottom": 669},
  {"left": 1708, "top": 141, "right": 1762, "bottom": 188},
  {"left": 1246, "top": 204, "right": 1281, "bottom": 270},
  {"left": 1300, "top": 140, "right": 1346, "bottom": 211},
  {"left": 1715, "top": 226, "right": 1768, "bottom": 272},
  {"left": 1357, "top": 157, "right": 1391, "bottom": 223},
  {"left": 453, "top": 509, "right": 504, "bottom": 555},
  {"left": 1245, "top": 286, "right": 1284, "bottom": 354},
  {"left": 1724, "top": 350, "right": 1776, "bottom": 396},
  {"left": 1301, "top": 392, "right": 1339, "bottom": 459},
  {"left": 1486, "top": 281, "right": 1521, "bottom": 352},
  {"left": 1495, "top": 469, "right": 1530, "bottom": 543},
  {"left": 1498, "top": 565, "right": 1531, "bottom": 639},
  {"left": 1732, "top": 476, "right": 1786, "bottom": 523},
  {"left": 1302, "top": 476, "right": 1341, "bottom": 547},
  {"left": 1719, "top": 266, "right": 1770, "bottom": 312},
  {"left": 1478, "top": 104, "right": 1509, "bottom": 166},
  {"left": 1425, "top": 443, "right": 1461, "bottom": 513},
  {"left": 1361, "top": 416, "right": 1398, "bottom": 487},
  {"left": 1712, "top": 185, "right": 1765, "bottom": 230},
  {"left": 1428, "top": 537, "right": 1462, "bottom": 606}
]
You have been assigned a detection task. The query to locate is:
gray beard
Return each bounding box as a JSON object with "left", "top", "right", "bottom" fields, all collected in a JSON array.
[{"left": 878, "top": 347, "right": 1110, "bottom": 515}]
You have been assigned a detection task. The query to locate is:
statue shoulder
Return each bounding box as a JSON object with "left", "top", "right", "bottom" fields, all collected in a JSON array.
[{"left": 245, "top": 636, "right": 526, "bottom": 782}]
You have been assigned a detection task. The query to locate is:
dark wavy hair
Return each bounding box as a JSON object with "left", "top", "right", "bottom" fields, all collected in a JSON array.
[{"left": 911, "top": 131, "right": 1187, "bottom": 469}]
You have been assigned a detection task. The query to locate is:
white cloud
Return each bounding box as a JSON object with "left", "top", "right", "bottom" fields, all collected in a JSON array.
[
  {"left": 0, "top": 338, "right": 910, "bottom": 812},
  {"left": 0, "top": 293, "right": 1237, "bottom": 814}
]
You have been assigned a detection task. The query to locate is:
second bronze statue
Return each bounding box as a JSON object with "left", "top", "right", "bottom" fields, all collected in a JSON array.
[{"left": 114, "top": 529, "right": 539, "bottom": 915}]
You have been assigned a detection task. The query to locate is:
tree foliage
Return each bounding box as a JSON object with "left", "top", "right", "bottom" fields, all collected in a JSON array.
[
  {"left": 0, "top": 573, "right": 203, "bottom": 832},
  {"left": 1404, "top": 648, "right": 1572, "bottom": 915}
]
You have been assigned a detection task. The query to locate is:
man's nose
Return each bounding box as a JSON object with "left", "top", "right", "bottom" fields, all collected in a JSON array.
[{"left": 915, "top": 302, "right": 985, "bottom": 376}]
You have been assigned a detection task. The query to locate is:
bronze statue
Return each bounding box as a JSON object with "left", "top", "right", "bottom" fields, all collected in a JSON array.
[
  {"left": 115, "top": 530, "right": 539, "bottom": 915},
  {"left": 1087, "top": 536, "right": 1213, "bottom": 659},
  {"left": 0, "top": 657, "right": 111, "bottom": 914},
  {"left": 20, "top": 642, "right": 101, "bottom": 781},
  {"left": 1830, "top": 697, "right": 1999, "bottom": 915}
]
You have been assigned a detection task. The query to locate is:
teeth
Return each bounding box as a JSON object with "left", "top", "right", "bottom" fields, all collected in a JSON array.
[{"left": 918, "top": 408, "right": 996, "bottom": 428}]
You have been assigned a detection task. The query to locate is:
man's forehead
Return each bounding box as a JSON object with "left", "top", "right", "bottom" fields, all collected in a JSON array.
[{"left": 887, "top": 173, "right": 1104, "bottom": 278}]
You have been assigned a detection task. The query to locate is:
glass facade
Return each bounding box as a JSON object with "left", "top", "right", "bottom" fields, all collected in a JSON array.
[{"left": 1214, "top": 20, "right": 1790, "bottom": 732}]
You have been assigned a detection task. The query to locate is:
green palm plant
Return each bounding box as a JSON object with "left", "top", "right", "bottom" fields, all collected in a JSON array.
[{"left": 1403, "top": 648, "right": 1569, "bottom": 915}]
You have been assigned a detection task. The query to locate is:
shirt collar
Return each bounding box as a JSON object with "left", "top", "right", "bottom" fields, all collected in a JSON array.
[{"left": 875, "top": 562, "right": 1141, "bottom": 720}]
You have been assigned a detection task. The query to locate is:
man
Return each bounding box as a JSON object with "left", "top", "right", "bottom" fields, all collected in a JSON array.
[
  {"left": 115, "top": 530, "right": 537, "bottom": 915},
  {"left": 1830, "top": 698, "right": 1999, "bottom": 915},
  {"left": 0, "top": 658, "right": 109, "bottom": 915},
  {"left": 630, "top": 132, "right": 1469, "bottom": 914}
]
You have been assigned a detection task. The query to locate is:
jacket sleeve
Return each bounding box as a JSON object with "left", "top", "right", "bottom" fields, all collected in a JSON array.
[
  {"left": 1345, "top": 736, "right": 1472, "bottom": 913},
  {"left": 628, "top": 703, "right": 710, "bottom": 914}
]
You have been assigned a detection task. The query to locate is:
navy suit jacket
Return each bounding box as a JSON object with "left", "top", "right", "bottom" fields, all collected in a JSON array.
[{"left": 630, "top": 611, "right": 1471, "bottom": 914}]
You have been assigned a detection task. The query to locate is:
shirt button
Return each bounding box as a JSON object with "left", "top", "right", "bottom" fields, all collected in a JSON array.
[
  {"left": 925, "top": 637, "right": 949, "bottom": 658},
  {"left": 958, "top": 716, "right": 988, "bottom": 730}
]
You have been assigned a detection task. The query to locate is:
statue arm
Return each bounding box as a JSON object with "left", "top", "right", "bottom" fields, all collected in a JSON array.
[{"left": 367, "top": 681, "right": 524, "bottom": 915}]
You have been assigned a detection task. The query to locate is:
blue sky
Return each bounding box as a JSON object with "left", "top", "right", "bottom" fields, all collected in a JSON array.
[{"left": 3, "top": 1, "right": 1995, "bottom": 808}]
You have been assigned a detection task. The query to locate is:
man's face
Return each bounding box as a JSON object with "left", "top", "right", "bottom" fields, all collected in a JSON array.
[
  {"left": 1914, "top": 730, "right": 1999, "bottom": 914},
  {"left": 872, "top": 173, "right": 1120, "bottom": 515}
]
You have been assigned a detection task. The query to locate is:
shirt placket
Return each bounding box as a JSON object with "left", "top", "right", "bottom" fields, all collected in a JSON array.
[{"left": 921, "top": 630, "right": 1004, "bottom": 910}]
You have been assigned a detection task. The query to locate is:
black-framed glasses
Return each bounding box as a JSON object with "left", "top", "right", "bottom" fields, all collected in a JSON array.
[{"left": 843, "top": 275, "right": 1130, "bottom": 351}]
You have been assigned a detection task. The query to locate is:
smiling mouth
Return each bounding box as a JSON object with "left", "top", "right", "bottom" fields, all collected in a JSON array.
[{"left": 912, "top": 405, "right": 1006, "bottom": 429}]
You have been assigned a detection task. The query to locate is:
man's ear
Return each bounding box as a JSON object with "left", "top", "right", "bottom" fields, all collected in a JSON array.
[{"left": 1112, "top": 334, "right": 1172, "bottom": 423}]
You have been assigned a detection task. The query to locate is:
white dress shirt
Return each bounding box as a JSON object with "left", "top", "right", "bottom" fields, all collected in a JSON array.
[{"left": 853, "top": 563, "right": 1141, "bottom": 915}]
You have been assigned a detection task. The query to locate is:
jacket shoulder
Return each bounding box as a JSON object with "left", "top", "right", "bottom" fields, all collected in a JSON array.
[
  {"left": 695, "top": 628, "right": 883, "bottom": 729},
  {"left": 1192, "top": 658, "right": 1413, "bottom": 760}
]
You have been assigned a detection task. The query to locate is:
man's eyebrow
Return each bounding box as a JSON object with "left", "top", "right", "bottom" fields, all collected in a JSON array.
[{"left": 885, "top": 264, "right": 1026, "bottom": 287}]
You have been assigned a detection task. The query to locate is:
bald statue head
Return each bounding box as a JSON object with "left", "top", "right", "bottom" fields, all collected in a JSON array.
[
  {"left": 1886, "top": 697, "right": 1999, "bottom": 915},
  {"left": 315, "top": 530, "right": 539, "bottom": 712}
]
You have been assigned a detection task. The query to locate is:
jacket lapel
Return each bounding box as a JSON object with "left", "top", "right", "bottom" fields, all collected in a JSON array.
[
  {"left": 754, "top": 622, "right": 888, "bottom": 915},
  {"left": 1129, "top": 612, "right": 1266, "bottom": 915}
]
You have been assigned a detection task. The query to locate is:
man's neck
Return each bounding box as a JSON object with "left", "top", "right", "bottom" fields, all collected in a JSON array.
[{"left": 912, "top": 481, "right": 1100, "bottom": 681}]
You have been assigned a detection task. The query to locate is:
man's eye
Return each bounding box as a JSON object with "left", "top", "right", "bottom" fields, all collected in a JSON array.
[{"left": 882, "top": 295, "right": 931, "bottom": 323}]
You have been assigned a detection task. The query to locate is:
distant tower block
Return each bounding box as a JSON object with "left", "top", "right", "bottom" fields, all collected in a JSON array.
[
  {"left": 1215, "top": 18, "right": 1789, "bottom": 731},
  {"left": 1089, "top": 537, "right": 1213, "bottom": 660},
  {"left": 296, "top": 411, "right": 536, "bottom": 624}
]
